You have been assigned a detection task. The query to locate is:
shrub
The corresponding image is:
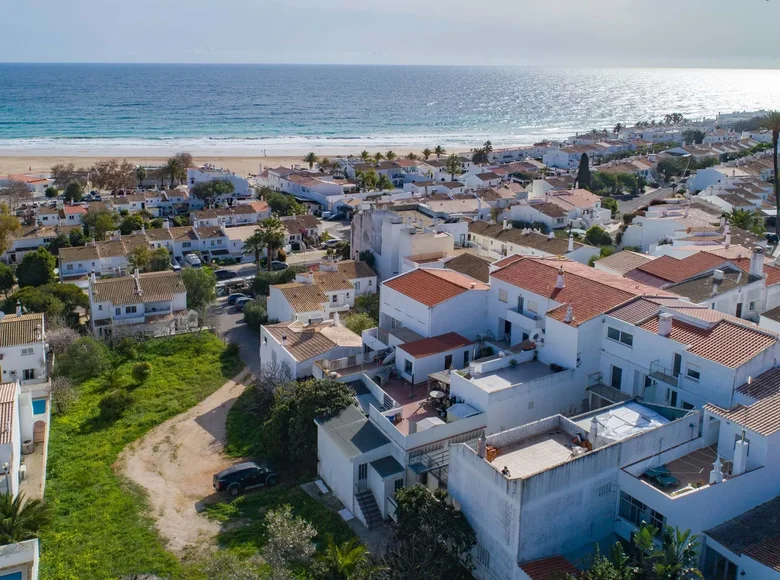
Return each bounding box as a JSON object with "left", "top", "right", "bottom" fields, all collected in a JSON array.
[
  {"left": 47, "top": 327, "right": 80, "bottom": 357},
  {"left": 50, "top": 377, "right": 76, "bottom": 415},
  {"left": 223, "top": 341, "right": 240, "bottom": 361},
  {"left": 343, "top": 312, "right": 375, "bottom": 335},
  {"left": 622, "top": 213, "right": 634, "bottom": 225},
  {"left": 242, "top": 301, "right": 268, "bottom": 333},
  {"left": 585, "top": 225, "right": 612, "bottom": 247},
  {"left": 114, "top": 337, "right": 139, "bottom": 359},
  {"left": 277, "top": 249, "right": 287, "bottom": 262},
  {"left": 98, "top": 389, "right": 133, "bottom": 421},
  {"left": 55, "top": 337, "right": 111, "bottom": 383},
  {"left": 131, "top": 362, "right": 153, "bottom": 383}
]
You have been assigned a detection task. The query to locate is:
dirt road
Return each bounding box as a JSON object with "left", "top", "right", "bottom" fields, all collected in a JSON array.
[{"left": 117, "top": 370, "right": 250, "bottom": 556}]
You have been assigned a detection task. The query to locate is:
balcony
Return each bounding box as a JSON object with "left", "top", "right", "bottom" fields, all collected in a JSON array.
[
  {"left": 313, "top": 349, "right": 392, "bottom": 380},
  {"left": 649, "top": 361, "right": 679, "bottom": 387},
  {"left": 506, "top": 307, "right": 543, "bottom": 330}
]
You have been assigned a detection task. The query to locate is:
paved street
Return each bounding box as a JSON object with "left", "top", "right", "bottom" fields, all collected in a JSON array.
[
  {"left": 211, "top": 298, "right": 261, "bottom": 375},
  {"left": 617, "top": 186, "right": 676, "bottom": 215}
]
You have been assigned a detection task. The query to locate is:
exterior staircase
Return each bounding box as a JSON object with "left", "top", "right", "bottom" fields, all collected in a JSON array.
[{"left": 355, "top": 489, "right": 382, "bottom": 529}]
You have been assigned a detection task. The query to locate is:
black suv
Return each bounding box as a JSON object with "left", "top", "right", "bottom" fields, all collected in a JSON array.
[{"left": 213, "top": 462, "right": 278, "bottom": 497}]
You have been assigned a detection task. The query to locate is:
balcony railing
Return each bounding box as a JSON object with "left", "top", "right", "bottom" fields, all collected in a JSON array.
[
  {"left": 316, "top": 349, "right": 390, "bottom": 373},
  {"left": 649, "top": 361, "right": 679, "bottom": 387}
]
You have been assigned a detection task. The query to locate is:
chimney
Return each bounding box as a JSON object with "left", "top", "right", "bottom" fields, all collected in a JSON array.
[
  {"left": 733, "top": 430, "right": 749, "bottom": 475},
  {"left": 589, "top": 417, "right": 599, "bottom": 445},
  {"left": 568, "top": 234, "right": 574, "bottom": 252},
  {"left": 133, "top": 268, "right": 140, "bottom": 279},
  {"left": 503, "top": 219, "right": 509, "bottom": 231},
  {"left": 470, "top": 282, "right": 475, "bottom": 289},
  {"left": 658, "top": 312, "right": 673, "bottom": 337},
  {"left": 713, "top": 269, "right": 724, "bottom": 281},
  {"left": 163, "top": 219, "right": 170, "bottom": 230},
  {"left": 548, "top": 230, "right": 554, "bottom": 240},
  {"left": 90, "top": 270, "right": 97, "bottom": 284},
  {"left": 556, "top": 265, "right": 565, "bottom": 289},
  {"left": 750, "top": 246, "right": 764, "bottom": 278},
  {"left": 724, "top": 232, "right": 731, "bottom": 248},
  {"left": 15, "top": 301, "right": 22, "bottom": 317},
  {"left": 564, "top": 303, "right": 573, "bottom": 324},
  {"left": 709, "top": 455, "right": 724, "bottom": 485},
  {"left": 333, "top": 312, "right": 340, "bottom": 326},
  {"left": 281, "top": 334, "right": 287, "bottom": 347},
  {"left": 477, "top": 435, "right": 487, "bottom": 459}
]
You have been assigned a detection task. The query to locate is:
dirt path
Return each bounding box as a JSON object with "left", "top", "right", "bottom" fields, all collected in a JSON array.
[{"left": 117, "top": 369, "right": 251, "bottom": 556}]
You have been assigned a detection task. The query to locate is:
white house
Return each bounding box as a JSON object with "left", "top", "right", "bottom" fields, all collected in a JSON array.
[
  {"left": 88, "top": 270, "right": 189, "bottom": 337},
  {"left": 190, "top": 200, "right": 271, "bottom": 228},
  {"left": 187, "top": 165, "right": 252, "bottom": 197},
  {"left": 2, "top": 225, "right": 82, "bottom": 264},
  {"left": 0, "top": 539, "right": 40, "bottom": 580},
  {"left": 59, "top": 234, "right": 150, "bottom": 286},
  {"left": 0, "top": 311, "right": 47, "bottom": 390},
  {"left": 0, "top": 174, "right": 52, "bottom": 196}
]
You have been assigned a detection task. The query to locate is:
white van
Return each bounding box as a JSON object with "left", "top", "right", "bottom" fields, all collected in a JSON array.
[{"left": 184, "top": 253, "right": 202, "bottom": 268}]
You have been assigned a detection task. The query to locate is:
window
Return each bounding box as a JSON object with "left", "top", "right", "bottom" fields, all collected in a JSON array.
[
  {"left": 610, "top": 365, "right": 623, "bottom": 390},
  {"left": 607, "top": 327, "right": 633, "bottom": 346},
  {"left": 182, "top": 242, "right": 191, "bottom": 248},
  {"left": 368, "top": 280, "right": 373, "bottom": 286},
  {"left": 498, "top": 289, "right": 508, "bottom": 303},
  {"left": 702, "top": 546, "right": 738, "bottom": 580},
  {"left": 475, "top": 544, "right": 491, "bottom": 570},
  {"left": 271, "top": 350, "right": 277, "bottom": 364},
  {"left": 686, "top": 365, "right": 701, "bottom": 382},
  {"left": 263, "top": 336, "right": 267, "bottom": 345},
  {"left": 126, "top": 306, "right": 137, "bottom": 314},
  {"left": 358, "top": 463, "right": 367, "bottom": 481},
  {"left": 21, "top": 348, "right": 34, "bottom": 356},
  {"left": 66, "top": 264, "right": 73, "bottom": 271},
  {"left": 596, "top": 483, "right": 610, "bottom": 497},
  {"left": 332, "top": 295, "right": 337, "bottom": 303},
  {"left": 404, "top": 360, "right": 413, "bottom": 375},
  {"left": 393, "top": 479, "right": 403, "bottom": 492},
  {"left": 528, "top": 401, "right": 534, "bottom": 410},
  {"left": 115, "top": 308, "right": 121, "bottom": 316},
  {"left": 749, "top": 301, "right": 756, "bottom": 311},
  {"left": 619, "top": 491, "right": 665, "bottom": 530},
  {"left": 527, "top": 301, "right": 538, "bottom": 314},
  {"left": 98, "top": 305, "right": 103, "bottom": 311},
  {"left": 355, "top": 281, "right": 360, "bottom": 291},
  {"left": 22, "top": 369, "right": 35, "bottom": 381}
]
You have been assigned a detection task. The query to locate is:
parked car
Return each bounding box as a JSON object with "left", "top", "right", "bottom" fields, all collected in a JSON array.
[
  {"left": 766, "top": 232, "right": 779, "bottom": 245},
  {"left": 227, "top": 293, "right": 248, "bottom": 305},
  {"left": 184, "top": 253, "right": 202, "bottom": 268},
  {"left": 320, "top": 239, "right": 342, "bottom": 249},
  {"left": 235, "top": 297, "right": 253, "bottom": 311},
  {"left": 213, "top": 462, "right": 278, "bottom": 497},
  {"left": 214, "top": 269, "right": 236, "bottom": 281}
]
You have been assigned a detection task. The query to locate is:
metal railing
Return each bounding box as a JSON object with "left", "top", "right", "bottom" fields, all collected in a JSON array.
[{"left": 649, "top": 361, "right": 679, "bottom": 387}]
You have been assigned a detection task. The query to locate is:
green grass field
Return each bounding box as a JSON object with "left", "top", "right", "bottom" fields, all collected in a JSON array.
[{"left": 40, "top": 333, "right": 242, "bottom": 580}]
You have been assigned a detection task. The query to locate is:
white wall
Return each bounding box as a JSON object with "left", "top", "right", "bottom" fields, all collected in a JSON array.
[{"left": 395, "top": 344, "right": 473, "bottom": 384}]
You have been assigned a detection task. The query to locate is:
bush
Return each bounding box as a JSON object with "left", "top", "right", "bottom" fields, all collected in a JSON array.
[
  {"left": 55, "top": 337, "right": 111, "bottom": 383},
  {"left": 277, "top": 249, "right": 287, "bottom": 263},
  {"left": 131, "top": 362, "right": 153, "bottom": 383},
  {"left": 585, "top": 225, "right": 612, "bottom": 247},
  {"left": 343, "top": 312, "right": 376, "bottom": 335},
  {"left": 98, "top": 389, "right": 133, "bottom": 422},
  {"left": 622, "top": 213, "right": 634, "bottom": 225},
  {"left": 243, "top": 301, "right": 268, "bottom": 333},
  {"left": 47, "top": 327, "right": 80, "bottom": 356},
  {"left": 223, "top": 341, "right": 240, "bottom": 362},
  {"left": 50, "top": 376, "right": 76, "bottom": 415}
]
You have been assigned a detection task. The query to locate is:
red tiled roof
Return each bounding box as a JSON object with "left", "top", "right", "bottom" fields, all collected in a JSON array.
[
  {"left": 520, "top": 556, "right": 579, "bottom": 580},
  {"left": 639, "top": 317, "right": 776, "bottom": 368},
  {"left": 607, "top": 298, "right": 661, "bottom": 324},
  {"left": 736, "top": 367, "right": 780, "bottom": 400},
  {"left": 398, "top": 332, "right": 472, "bottom": 358},
  {"left": 493, "top": 258, "right": 671, "bottom": 327},
  {"left": 63, "top": 205, "right": 88, "bottom": 215},
  {"left": 635, "top": 252, "right": 727, "bottom": 283},
  {"left": 705, "top": 394, "right": 780, "bottom": 436},
  {"left": 732, "top": 257, "right": 780, "bottom": 286},
  {"left": 383, "top": 268, "right": 488, "bottom": 307},
  {"left": 744, "top": 536, "right": 780, "bottom": 571}
]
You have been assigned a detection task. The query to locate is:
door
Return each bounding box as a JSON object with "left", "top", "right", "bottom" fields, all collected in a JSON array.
[
  {"left": 444, "top": 354, "right": 453, "bottom": 370},
  {"left": 503, "top": 319, "right": 511, "bottom": 342},
  {"left": 610, "top": 365, "right": 623, "bottom": 390},
  {"left": 736, "top": 303, "right": 743, "bottom": 318},
  {"left": 670, "top": 390, "right": 678, "bottom": 407},
  {"left": 517, "top": 296, "right": 524, "bottom": 313},
  {"left": 672, "top": 353, "right": 682, "bottom": 377},
  {"left": 463, "top": 350, "right": 469, "bottom": 367}
]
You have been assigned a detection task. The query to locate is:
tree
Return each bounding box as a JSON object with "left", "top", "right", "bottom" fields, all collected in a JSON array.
[
  {"left": 422, "top": 148, "right": 433, "bottom": 160},
  {"left": 434, "top": 145, "right": 446, "bottom": 159},
  {"left": 47, "top": 327, "right": 80, "bottom": 356},
  {"left": 585, "top": 225, "right": 612, "bottom": 247},
  {"left": 163, "top": 158, "right": 185, "bottom": 189},
  {"left": 682, "top": 129, "right": 705, "bottom": 145},
  {"left": 483, "top": 140, "right": 493, "bottom": 154},
  {"left": 262, "top": 505, "right": 316, "bottom": 579},
  {"left": 149, "top": 248, "right": 172, "bottom": 272},
  {"left": 50, "top": 376, "right": 77, "bottom": 415},
  {"left": 243, "top": 301, "right": 268, "bottom": 333},
  {"left": 303, "top": 152, "right": 319, "bottom": 169},
  {"left": 376, "top": 174, "right": 394, "bottom": 191},
  {"left": 0, "top": 263, "right": 14, "bottom": 297},
  {"left": 601, "top": 196, "right": 619, "bottom": 217},
  {"left": 356, "top": 169, "right": 378, "bottom": 191},
  {"left": 576, "top": 153, "right": 592, "bottom": 190},
  {"left": 90, "top": 159, "right": 136, "bottom": 192},
  {"left": 343, "top": 312, "right": 376, "bottom": 336},
  {"left": 54, "top": 337, "right": 111, "bottom": 382},
  {"left": 0, "top": 492, "right": 52, "bottom": 545},
  {"left": 653, "top": 526, "right": 702, "bottom": 580},
  {"left": 471, "top": 148, "right": 489, "bottom": 165},
  {"left": 355, "top": 292, "right": 379, "bottom": 322},
  {"left": 763, "top": 111, "right": 780, "bottom": 235},
  {"left": 47, "top": 233, "right": 70, "bottom": 256},
  {"left": 319, "top": 536, "right": 384, "bottom": 580},
  {"left": 445, "top": 154, "right": 462, "bottom": 181},
  {"left": 242, "top": 231, "right": 267, "bottom": 274},
  {"left": 132, "top": 362, "right": 153, "bottom": 383},
  {"left": 613, "top": 122, "right": 623, "bottom": 134},
  {"left": 98, "top": 389, "right": 133, "bottom": 421},
  {"left": 259, "top": 189, "right": 306, "bottom": 216},
  {"left": 190, "top": 179, "right": 235, "bottom": 207},
  {"left": 727, "top": 209, "right": 758, "bottom": 230},
  {"left": 385, "top": 150, "right": 397, "bottom": 161},
  {"left": 136, "top": 166, "right": 147, "bottom": 188},
  {"left": 119, "top": 214, "right": 145, "bottom": 235},
  {"left": 405, "top": 152, "right": 418, "bottom": 160},
  {"left": 656, "top": 158, "right": 688, "bottom": 182},
  {"left": 128, "top": 245, "right": 152, "bottom": 272},
  {"left": 193, "top": 551, "right": 265, "bottom": 580},
  {"left": 44, "top": 186, "right": 59, "bottom": 199},
  {"left": 173, "top": 152, "right": 193, "bottom": 170},
  {"left": 258, "top": 217, "right": 287, "bottom": 272},
  {"left": 0, "top": 180, "right": 32, "bottom": 209},
  {"left": 0, "top": 204, "right": 19, "bottom": 258},
  {"left": 63, "top": 181, "right": 84, "bottom": 203},
  {"left": 50, "top": 163, "right": 87, "bottom": 189},
  {"left": 68, "top": 228, "right": 86, "bottom": 247},
  {"left": 379, "top": 486, "right": 476, "bottom": 580},
  {"left": 16, "top": 247, "right": 56, "bottom": 288},
  {"left": 181, "top": 267, "right": 216, "bottom": 310},
  {"left": 374, "top": 152, "right": 385, "bottom": 164},
  {"left": 360, "top": 150, "right": 372, "bottom": 163},
  {"left": 83, "top": 209, "right": 117, "bottom": 241},
  {"left": 574, "top": 545, "right": 634, "bottom": 580}
]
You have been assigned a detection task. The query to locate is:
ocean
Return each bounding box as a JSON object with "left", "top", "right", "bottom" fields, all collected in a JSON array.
[{"left": 1, "top": 64, "right": 779, "bottom": 153}]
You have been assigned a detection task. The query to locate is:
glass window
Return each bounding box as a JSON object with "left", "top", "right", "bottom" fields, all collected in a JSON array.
[
  {"left": 21, "top": 348, "right": 34, "bottom": 356},
  {"left": 619, "top": 491, "right": 665, "bottom": 530},
  {"left": 126, "top": 306, "right": 137, "bottom": 314},
  {"left": 358, "top": 463, "right": 367, "bottom": 480},
  {"left": 22, "top": 369, "right": 35, "bottom": 381},
  {"left": 355, "top": 281, "right": 360, "bottom": 291},
  {"left": 498, "top": 289, "right": 508, "bottom": 303},
  {"left": 687, "top": 366, "right": 701, "bottom": 381},
  {"left": 702, "top": 546, "right": 738, "bottom": 580},
  {"left": 620, "top": 332, "right": 634, "bottom": 347},
  {"left": 607, "top": 327, "right": 621, "bottom": 341},
  {"left": 394, "top": 479, "right": 403, "bottom": 492},
  {"left": 404, "top": 360, "right": 413, "bottom": 374},
  {"left": 115, "top": 308, "right": 121, "bottom": 316}
]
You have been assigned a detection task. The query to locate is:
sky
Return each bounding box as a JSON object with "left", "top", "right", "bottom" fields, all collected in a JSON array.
[{"left": 2, "top": 0, "right": 779, "bottom": 68}]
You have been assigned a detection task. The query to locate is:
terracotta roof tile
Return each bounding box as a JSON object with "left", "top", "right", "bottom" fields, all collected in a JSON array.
[
  {"left": 444, "top": 253, "right": 491, "bottom": 283},
  {"left": 0, "top": 313, "right": 44, "bottom": 348},
  {"left": 606, "top": 298, "right": 661, "bottom": 324},
  {"left": 595, "top": 251, "right": 654, "bottom": 276},
  {"left": 519, "top": 556, "right": 579, "bottom": 580},
  {"left": 398, "top": 332, "right": 472, "bottom": 358},
  {"left": 706, "top": 497, "right": 780, "bottom": 571},
  {"left": 312, "top": 272, "right": 354, "bottom": 292},
  {"left": 732, "top": 257, "right": 780, "bottom": 286},
  {"left": 635, "top": 252, "right": 727, "bottom": 283},
  {"left": 383, "top": 268, "right": 488, "bottom": 307},
  {"left": 736, "top": 367, "right": 780, "bottom": 400},
  {"left": 0, "top": 382, "right": 16, "bottom": 444},
  {"left": 265, "top": 323, "right": 336, "bottom": 362},
  {"left": 638, "top": 316, "right": 776, "bottom": 367},
  {"left": 275, "top": 283, "right": 327, "bottom": 313},
  {"left": 744, "top": 536, "right": 780, "bottom": 571},
  {"left": 336, "top": 260, "right": 376, "bottom": 280},
  {"left": 91, "top": 271, "right": 186, "bottom": 305}
]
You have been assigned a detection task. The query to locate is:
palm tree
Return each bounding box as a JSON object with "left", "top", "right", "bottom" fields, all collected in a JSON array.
[
  {"left": 163, "top": 158, "right": 184, "bottom": 189},
  {"left": 654, "top": 526, "right": 702, "bottom": 580},
  {"left": 373, "top": 152, "right": 385, "bottom": 165},
  {"left": 376, "top": 174, "right": 394, "bottom": 191},
  {"left": 0, "top": 492, "right": 52, "bottom": 545},
  {"left": 472, "top": 148, "right": 488, "bottom": 165},
  {"left": 357, "top": 169, "right": 378, "bottom": 191},
  {"left": 258, "top": 217, "right": 287, "bottom": 272},
  {"left": 762, "top": 111, "right": 780, "bottom": 234},
  {"left": 136, "top": 166, "right": 147, "bottom": 189},
  {"left": 303, "top": 152, "right": 319, "bottom": 169},
  {"left": 405, "top": 152, "right": 418, "bottom": 160},
  {"left": 727, "top": 208, "right": 757, "bottom": 230},
  {"left": 421, "top": 147, "right": 433, "bottom": 160},
  {"left": 385, "top": 150, "right": 397, "bottom": 161},
  {"left": 319, "top": 157, "right": 332, "bottom": 171},
  {"left": 445, "top": 153, "right": 462, "bottom": 181},
  {"left": 434, "top": 145, "right": 446, "bottom": 159},
  {"left": 483, "top": 140, "right": 493, "bottom": 154},
  {"left": 613, "top": 122, "right": 623, "bottom": 134},
  {"left": 360, "top": 150, "right": 372, "bottom": 163},
  {"left": 318, "top": 537, "right": 385, "bottom": 580},
  {"left": 242, "top": 231, "right": 267, "bottom": 274}
]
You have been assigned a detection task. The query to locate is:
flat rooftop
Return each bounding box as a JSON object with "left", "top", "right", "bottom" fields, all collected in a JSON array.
[
  {"left": 470, "top": 359, "right": 554, "bottom": 393},
  {"left": 492, "top": 430, "right": 574, "bottom": 479}
]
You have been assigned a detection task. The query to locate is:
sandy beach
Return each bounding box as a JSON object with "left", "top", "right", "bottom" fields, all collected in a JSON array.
[{"left": 0, "top": 147, "right": 475, "bottom": 178}]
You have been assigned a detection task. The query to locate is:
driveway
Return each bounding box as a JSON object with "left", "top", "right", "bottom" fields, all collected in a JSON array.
[
  {"left": 117, "top": 370, "right": 251, "bottom": 556},
  {"left": 212, "top": 299, "right": 261, "bottom": 375}
]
